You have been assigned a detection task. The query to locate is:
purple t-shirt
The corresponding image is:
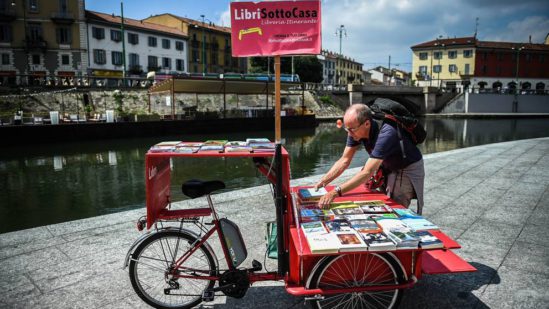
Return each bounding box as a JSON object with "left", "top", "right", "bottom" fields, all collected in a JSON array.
[{"left": 346, "top": 121, "right": 422, "bottom": 171}]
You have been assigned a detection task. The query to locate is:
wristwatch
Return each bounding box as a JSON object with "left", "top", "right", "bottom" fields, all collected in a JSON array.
[{"left": 335, "top": 186, "right": 342, "bottom": 197}]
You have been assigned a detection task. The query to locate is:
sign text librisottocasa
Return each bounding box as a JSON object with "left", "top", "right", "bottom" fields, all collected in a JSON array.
[{"left": 230, "top": 1, "right": 321, "bottom": 57}]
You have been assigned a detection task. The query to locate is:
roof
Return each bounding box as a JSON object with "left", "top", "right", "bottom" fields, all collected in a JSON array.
[
  {"left": 148, "top": 78, "right": 301, "bottom": 95},
  {"left": 412, "top": 36, "right": 549, "bottom": 51},
  {"left": 148, "top": 13, "right": 231, "bottom": 34},
  {"left": 86, "top": 11, "right": 188, "bottom": 38},
  {"left": 411, "top": 36, "right": 477, "bottom": 49}
]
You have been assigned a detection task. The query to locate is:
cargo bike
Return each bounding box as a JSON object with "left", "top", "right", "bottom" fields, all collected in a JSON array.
[{"left": 123, "top": 144, "right": 476, "bottom": 309}]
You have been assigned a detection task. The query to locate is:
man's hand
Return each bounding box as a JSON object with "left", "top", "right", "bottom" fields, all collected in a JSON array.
[
  {"left": 313, "top": 180, "right": 325, "bottom": 192},
  {"left": 318, "top": 190, "right": 337, "bottom": 209}
]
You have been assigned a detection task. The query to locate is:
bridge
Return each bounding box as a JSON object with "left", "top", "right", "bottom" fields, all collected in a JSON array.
[{"left": 325, "top": 84, "right": 459, "bottom": 115}]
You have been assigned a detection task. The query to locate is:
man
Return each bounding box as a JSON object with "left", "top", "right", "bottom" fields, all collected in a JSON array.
[{"left": 316, "top": 103, "right": 425, "bottom": 213}]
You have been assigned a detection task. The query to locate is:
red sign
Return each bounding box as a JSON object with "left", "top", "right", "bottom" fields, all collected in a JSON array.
[{"left": 230, "top": 0, "right": 321, "bottom": 57}]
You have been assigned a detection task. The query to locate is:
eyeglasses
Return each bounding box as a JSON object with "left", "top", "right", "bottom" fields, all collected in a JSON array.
[{"left": 343, "top": 121, "right": 364, "bottom": 133}]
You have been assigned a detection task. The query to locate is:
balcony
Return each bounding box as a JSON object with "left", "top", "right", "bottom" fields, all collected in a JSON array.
[
  {"left": 0, "top": 8, "right": 16, "bottom": 21},
  {"left": 24, "top": 38, "right": 48, "bottom": 52},
  {"left": 51, "top": 11, "right": 75, "bottom": 24},
  {"left": 459, "top": 71, "right": 473, "bottom": 79}
]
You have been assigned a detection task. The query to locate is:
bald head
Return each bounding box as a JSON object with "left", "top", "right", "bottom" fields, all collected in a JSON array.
[{"left": 344, "top": 103, "right": 371, "bottom": 124}]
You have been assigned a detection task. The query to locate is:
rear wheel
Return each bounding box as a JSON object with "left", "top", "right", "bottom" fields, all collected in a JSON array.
[
  {"left": 129, "top": 230, "right": 216, "bottom": 309},
  {"left": 306, "top": 253, "right": 405, "bottom": 309}
]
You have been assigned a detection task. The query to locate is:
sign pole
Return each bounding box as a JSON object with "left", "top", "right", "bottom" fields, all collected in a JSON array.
[{"left": 275, "top": 55, "right": 281, "bottom": 143}]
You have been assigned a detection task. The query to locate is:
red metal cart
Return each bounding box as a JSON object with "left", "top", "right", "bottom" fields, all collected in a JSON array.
[{"left": 124, "top": 144, "right": 476, "bottom": 309}]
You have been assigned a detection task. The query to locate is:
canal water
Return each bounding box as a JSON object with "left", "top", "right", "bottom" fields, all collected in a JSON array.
[{"left": 1, "top": 117, "right": 548, "bottom": 233}]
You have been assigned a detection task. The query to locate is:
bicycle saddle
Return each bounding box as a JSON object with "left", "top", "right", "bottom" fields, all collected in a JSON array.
[{"left": 181, "top": 179, "right": 226, "bottom": 199}]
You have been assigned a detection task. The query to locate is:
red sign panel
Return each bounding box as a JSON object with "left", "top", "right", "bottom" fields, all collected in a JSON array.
[{"left": 230, "top": 0, "right": 321, "bottom": 57}]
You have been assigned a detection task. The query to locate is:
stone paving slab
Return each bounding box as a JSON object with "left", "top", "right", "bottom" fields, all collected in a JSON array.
[{"left": 0, "top": 137, "right": 548, "bottom": 308}]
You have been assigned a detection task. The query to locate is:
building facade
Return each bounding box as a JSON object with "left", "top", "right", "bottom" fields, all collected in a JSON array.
[
  {"left": 411, "top": 36, "right": 549, "bottom": 91},
  {"left": 318, "top": 50, "right": 336, "bottom": 85},
  {"left": 86, "top": 11, "right": 188, "bottom": 79},
  {"left": 0, "top": 0, "right": 87, "bottom": 85},
  {"left": 319, "top": 49, "right": 362, "bottom": 85},
  {"left": 144, "top": 13, "right": 246, "bottom": 74}
]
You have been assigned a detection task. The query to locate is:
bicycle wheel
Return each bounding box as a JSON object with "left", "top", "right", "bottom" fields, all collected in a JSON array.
[
  {"left": 129, "top": 230, "right": 216, "bottom": 309},
  {"left": 306, "top": 253, "right": 405, "bottom": 309}
]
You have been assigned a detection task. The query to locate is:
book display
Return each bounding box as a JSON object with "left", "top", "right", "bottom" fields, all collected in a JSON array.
[{"left": 147, "top": 138, "right": 278, "bottom": 154}]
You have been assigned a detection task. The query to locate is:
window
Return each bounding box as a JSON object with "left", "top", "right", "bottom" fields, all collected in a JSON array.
[
  {"left": 111, "top": 51, "right": 123, "bottom": 66},
  {"left": 28, "top": 23, "right": 42, "bottom": 40},
  {"left": 211, "top": 53, "right": 217, "bottom": 65},
  {"left": 92, "top": 27, "right": 105, "bottom": 40},
  {"left": 433, "top": 65, "right": 442, "bottom": 73},
  {"left": 61, "top": 54, "right": 70, "bottom": 65},
  {"left": 110, "top": 30, "right": 122, "bottom": 42},
  {"left": 32, "top": 54, "right": 40, "bottom": 65},
  {"left": 162, "top": 57, "right": 171, "bottom": 69},
  {"left": 1, "top": 53, "right": 9, "bottom": 65},
  {"left": 59, "top": 0, "right": 68, "bottom": 12},
  {"left": 56, "top": 27, "right": 71, "bottom": 44},
  {"left": 28, "top": 0, "right": 38, "bottom": 12},
  {"left": 176, "top": 59, "right": 184, "bottom": 71},
  {"left": 148, "top": 55, "right": 158, "bottom": 69},
  {"left": 128, "top": 33, "right": 138, "bottom": 45},
  {"left": 433, "top": 51, "right": 442, "bottom": 60},
  {"left": 448, "top": 51, "right": 457, "bottom": 59},
  {"left": 129, "top": 53, "right": 139, "bottom": 66},
  {"left": 175, "top": 41, "right": 184, "bottom": 51},
  {"left": 463, "top": 50, "right": 472, "bottom": 58},
  {"left": 0, "top": 24, "right": 11, "bottom": 42},
  {"left": 464, "top": 63, "right": 470, "bottom": 75},
  {"left": 449, "top": 64, "right": 457, "bottom": 73},
  {"left": 419, "top": 65, "right": 427, "bottom": 74},
  {"left": 192, "top": 50, "right": 198, "bottom": 62},
  {"left": 148, "top": 36, "right": 157, "bottom": 47},
  {"left": 93, "top": 49, "right": 106, "bottom": 64},
  {"left": 162, "top": 39, "right": 170, "bottom": 49}
]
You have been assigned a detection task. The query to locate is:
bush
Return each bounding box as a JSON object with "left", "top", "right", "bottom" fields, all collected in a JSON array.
[{"left": 319, "top": 95, "right": 334, "bottom": 105}]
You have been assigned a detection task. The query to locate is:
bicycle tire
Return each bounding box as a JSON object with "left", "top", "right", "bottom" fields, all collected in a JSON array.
[
  {"left": 129, "top": 230, "right": 216, "bottom": 309},
  {"left": 306, "top": 253, "right": 405, "bottom": 309}
]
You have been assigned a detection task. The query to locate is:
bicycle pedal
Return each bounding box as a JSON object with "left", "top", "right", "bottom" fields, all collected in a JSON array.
[
  {"left": 202, "top": 289, "right": 215, "bottom": 302},
  {"left": 250, "top": 259, "right": 262, "bottom": 272}
]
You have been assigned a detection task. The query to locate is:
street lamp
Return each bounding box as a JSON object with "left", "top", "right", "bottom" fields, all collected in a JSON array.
[
  {"left": 511, "top": 45, "right": 524, "bottom": 112},
  {"left": 335, "top": 25, "right": 346, "bottom": 55}
]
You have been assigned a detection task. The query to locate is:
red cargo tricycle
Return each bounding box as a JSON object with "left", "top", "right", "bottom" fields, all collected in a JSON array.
[{"left": 123, "top": 144, "right": 475, "bottom": 308}]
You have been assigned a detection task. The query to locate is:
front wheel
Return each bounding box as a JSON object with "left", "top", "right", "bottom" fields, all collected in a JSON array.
[
  {"left": 306, "top": 253, "right": 405, "bottom": 309},
  {"left": 129, "top": 230, "right": 217, "bottom": 309}
]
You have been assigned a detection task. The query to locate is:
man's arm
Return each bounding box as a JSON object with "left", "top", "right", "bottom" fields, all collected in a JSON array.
[
  {"left": 318, "top": 157, "right": 383, "bottom": 208},
  {"left": 314, "top": 145, "right": 358, "bottom": 190}
]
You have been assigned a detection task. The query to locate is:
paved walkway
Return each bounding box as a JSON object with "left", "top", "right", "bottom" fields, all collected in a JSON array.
[{"left": 1, "top": 138, "right": 548, "bottom": 309}]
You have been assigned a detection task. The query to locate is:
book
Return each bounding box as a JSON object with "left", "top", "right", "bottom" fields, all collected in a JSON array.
[
  {"left": 325, "top": 219, "right": 353, "bottom": 232},
  {"left": 204, "top": 140, "right": 228, "bottom": 146},
  {"left": 334, "top": 231, "right": 368, "bottom": 252},
  {"left": 331, "top": 204, "right": 364, "bottom": 216},
  {"left": 246, "top": 138, "right": 271, "bottom": 144},
  {"left": 371, "top": 213, "right": 399, "bottom": 220},
  {"left": 393, "top": 208, "right": 422, "bottom": 218},
  {"left": 174, "top": 146, "right": 199, "bottom": 153},
  {"left": 225, "top": 141, "right": 247, "bottom": 147},
  {"left": 198, "top": 145, "right": 224, "bottom": 152},
  {"left": 298, "top": 187, "right": 327, "bottom": 200},
  {"left": 375, "top": 218, "right": 420, "bottom": 249},
  {"left": 225, "top": 146, "right": 253, "bottom": 153},
  {"left": 154, "top": 141, "right": 180, "bottom": 147},
  {"left": 416, "top": 230, "right": 444, "bottom": 249},
  {"left": 349, "top": 218, "right": 383, "bottom": 234},
  {"left": 305, "top": 233, "right": 341, "bottom": 254},
  {"left": 342, "top": 214, "right": 372, "bottom": 221},
  {"left": 301, "top": 221, "right": 328, "bottom": 234},
  {"left": 149, "top": 141, "right": 180, "bottom": 153},
  {"left": 177, "top": 142, "right": 204, "bottom": 147},
  {"left": 250, "top": 142, "right": 276, "bottom": 152},
  {"left": 360, "top": 203, "right": 393, "bottom": 214},
  {"left": 359, "top": 232, "right": 397, "bottom": 251},
  {"left": 300, "top": 206, "right": 325, "bottom": 223},
  {"left": 394, "top": 208, "right": 438, "bottom": 231}
]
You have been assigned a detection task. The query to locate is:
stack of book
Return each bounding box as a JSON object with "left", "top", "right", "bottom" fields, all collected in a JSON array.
[
  {"left": 297, "top": 187, "right": 327, "bottom": 202},
  {"left": 175, "top": 142, "right": 202, "bottom": 153},
  {"left": 246, "top": 138, "right": 275, "bottom": 153},
  {"left": 301, "top": 221, "right": 340, "bottom": 254},
  {"left": 149, "top": 141, "right": 180, "bottom": 153},
  {"left": 373, "top": 215, "right": 420, "bottom": 249},
  {"left": 224, "top": 141, "right": 252, "bottom": 152}
]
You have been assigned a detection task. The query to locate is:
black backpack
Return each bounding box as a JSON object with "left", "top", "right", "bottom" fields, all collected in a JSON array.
[{"left": 368, "top": 98, "right": 426, "bottom": 145}]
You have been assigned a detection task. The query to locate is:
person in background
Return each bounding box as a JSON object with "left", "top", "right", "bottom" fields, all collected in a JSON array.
[{"left": 315, "top": 103, "right": 425, "bottom": 213}]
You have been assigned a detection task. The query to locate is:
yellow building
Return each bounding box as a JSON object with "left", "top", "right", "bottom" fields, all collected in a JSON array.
[
  {"left": 0, "top": 0, "right": 87, "bottom": 83},
  {"left": 144, "top": 14, "right": 246, "bottom": 74},
  {"left": 411, "top": 37, "right": 476, "bottom": 88},
  {"left": 321, "top": 50, "right": 362, "bottom": 84}
]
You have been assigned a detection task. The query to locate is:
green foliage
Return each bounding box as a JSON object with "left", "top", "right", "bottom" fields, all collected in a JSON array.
[
  {"left": 319, "top": 95, "right": 334, "bottom": 106},
  {"left": 248, "top": 56, "right": 323, "bottom": 83},
  {"left": 112, "top": 90, "right": 125, "bottom": 114}
]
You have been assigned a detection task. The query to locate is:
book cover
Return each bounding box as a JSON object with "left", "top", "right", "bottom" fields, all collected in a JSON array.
[
  {"left": 371, "top": 213, "right": 399, "bottom": 220},
  {"left": 324, "top": 219, "right": 353, "bottom": 232},
  {"left": 204, "top": 140, "right": 228, "bottom": 146},
  {"left": 199, "top": 145, "right": 224, "bottom": 152},
  {"left": 246, "top": 138, "right": 271, "bottom": 144},
  {"left": 225, "top": 146, "right": 253, "bottom": 153},
  {"left": 393, "top": 208, "right": 422, "bottom": 219},
  {"left": 360, "top": 204, "right": 393, "bottom": 214},
  {"left": 342, "top": 214, "right": 372, "bottom": 221},
  {"left": 349, "top": 218, "right": 383, "bottom": 233},
  {"left": 359, "top": 232, "right": 397, "bottom": 251},
  {"left": 174, "top": 146, "right": 199, "bottom": 153},
  {"left": 154, "top": 141, "right": 180, "bottom": 147},
  {"left": 332, "top": 205, "right": 364, "bottom": 216},
  {"left": 400, "top": 218, "right": 439, "bottom": 231},
  {"left": 301, "top": 221, "right": 328, "bottom": 234},
  {"left": 305, "top": 232, "right": 340, "bottom": 254},
  {"left": 356, "top": 200, "right": 387, "bottom": 206},
  {"left": 225, "top": 141, "right": 247, "bottom": 146},
  {"left": 250, "top": 143, "right": 276, "bottom": 152},
  {"left": 177, "top": 142, "right": 204, "bottom": 147},
  {"left": 416, "top": 230, "right": 444, "bottom": 249},
  {"left": 149, "top": 146, "right": 176, "bottom": 153},
  {"left": 375, "top": 218, "right": 420, "bottom": 249},
  {"left": 334, "top": 231, "right": 368, "bottom": 252},
  {"left": 298, "top": 187, "right": 327, "bottom": 200}
]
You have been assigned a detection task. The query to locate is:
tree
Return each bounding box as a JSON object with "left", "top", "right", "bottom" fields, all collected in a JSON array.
[{"left": 295, "top": 56, "right": 323, "bottom": 83}]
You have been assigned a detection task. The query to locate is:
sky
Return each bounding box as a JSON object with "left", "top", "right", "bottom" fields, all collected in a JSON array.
[{"left": 86, "top": 0, "right": 549, "bottom": 72}]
